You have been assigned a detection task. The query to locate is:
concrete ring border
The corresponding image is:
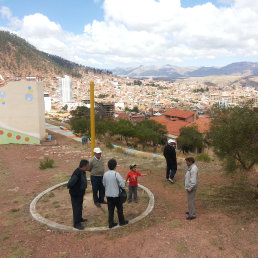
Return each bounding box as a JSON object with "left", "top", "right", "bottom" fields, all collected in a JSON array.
[{"left": 30, "top": 181, "right": 155, "bottom": 232}]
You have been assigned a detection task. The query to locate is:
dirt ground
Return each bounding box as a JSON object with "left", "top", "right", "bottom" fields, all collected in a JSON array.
[{"left": 0, "top": 132, "right": 257, "bottom": 258}]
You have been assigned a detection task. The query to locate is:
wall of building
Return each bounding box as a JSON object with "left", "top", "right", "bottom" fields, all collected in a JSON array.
[{"left": 0, "top": 80, "right": 45, "bottom": 144}]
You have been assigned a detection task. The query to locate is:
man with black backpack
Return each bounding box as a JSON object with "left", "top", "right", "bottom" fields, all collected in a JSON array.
[{"left": 103, "top": 159, "right": 128, "bottom": 228}]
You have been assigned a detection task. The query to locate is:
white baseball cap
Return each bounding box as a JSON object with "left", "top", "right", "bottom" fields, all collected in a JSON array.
[
  {"left": 168, "top": 139, "right": 176, "bottom": 144},
  {"left": 93, "top": 147, "right": 102, "bottom": 153}
]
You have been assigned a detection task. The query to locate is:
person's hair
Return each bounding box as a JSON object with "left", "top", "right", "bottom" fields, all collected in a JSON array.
[
  {"left": 79, "top": 159, "right": 89, "bottom": 168},
  {"left": 185, "top": 157, "right": 195, "bottom": 163},
  {"left": 108, "top": 159, "right": 117, "bottom": 170}
]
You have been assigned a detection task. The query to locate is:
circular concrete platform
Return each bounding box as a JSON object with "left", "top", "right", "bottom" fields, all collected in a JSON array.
[{"left": 30, "top": 181, "right": 155, "bottom": 232}]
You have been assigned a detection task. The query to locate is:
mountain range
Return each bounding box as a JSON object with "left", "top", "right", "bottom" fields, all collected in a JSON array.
[{"left": 112, "top": 62, "right": 258, "bottom": 79}]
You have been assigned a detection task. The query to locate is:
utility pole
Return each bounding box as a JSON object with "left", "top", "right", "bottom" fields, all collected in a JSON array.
[{"left": 90, "top": 81, "right": 95, "bottom": 157}]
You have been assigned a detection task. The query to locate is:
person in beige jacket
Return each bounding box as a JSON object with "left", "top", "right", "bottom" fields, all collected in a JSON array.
[
  {"left": 184, "top": 157, "right": 198, "bottom": 220},
  {"left": 89, "top": 147, "right": 106, "bottom": 207}
]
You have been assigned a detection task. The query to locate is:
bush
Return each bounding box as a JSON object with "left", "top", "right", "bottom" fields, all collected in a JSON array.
[
  {"left": 195, "top": 153, "right": 211, "bottom": 162},
  {"left": 39, "top": 158, "right": 54, "bottom": 170},
  {"left": 106, "top": 141, "right": 114, "bottom": 149}
]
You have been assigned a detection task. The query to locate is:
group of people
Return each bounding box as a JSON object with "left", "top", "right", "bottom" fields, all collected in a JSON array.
[
  {"left": 67, "top": 147, "right": 145, "bottom": 230},
  {"left": 67, "top": 139, "right": 199, "bottom": 230}
]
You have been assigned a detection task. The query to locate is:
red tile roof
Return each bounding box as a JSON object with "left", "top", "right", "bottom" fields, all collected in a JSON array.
[
  {"left": 186, "top": 117, "right": 211, "bottom": 133},
  {"left": 163, "top": 108, "right": 195, "bottom": 119},
  {"left": 150, "top": 116, "right": 188, "bottom": 136}
]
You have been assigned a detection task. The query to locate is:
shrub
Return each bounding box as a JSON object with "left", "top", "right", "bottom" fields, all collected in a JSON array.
[
  {"left": 39, "top": 158, "right": 54, "bottom": 170},
  {"left": 106, "top": 141, "right": 114, "bottom": 149},
  {"left": 195, "top": 153, "right": 211, "bottom": 162}
]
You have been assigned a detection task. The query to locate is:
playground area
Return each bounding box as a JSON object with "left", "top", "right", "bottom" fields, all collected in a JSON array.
[{"left": 0, "top": 131, "right": 257, "bottom": 257}]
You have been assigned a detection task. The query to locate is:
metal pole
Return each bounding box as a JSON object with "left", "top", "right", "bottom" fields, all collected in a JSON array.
[{"left": 90, "top": 81, "right": 95, "bottom": 157}]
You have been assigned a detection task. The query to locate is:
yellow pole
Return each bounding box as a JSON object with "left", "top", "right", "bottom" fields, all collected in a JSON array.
[{"left": 90, "top": 81, "right": 95, "bottom": 157}]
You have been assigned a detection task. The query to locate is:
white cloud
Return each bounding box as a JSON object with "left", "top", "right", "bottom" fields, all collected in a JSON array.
[{"left": 1, "top": 1, "right": 258, "bottom": 68}]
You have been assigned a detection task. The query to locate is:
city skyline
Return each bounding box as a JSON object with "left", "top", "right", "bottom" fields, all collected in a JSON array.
[{"left": 1, "top": 0, "right": 258, "bottom": 69}]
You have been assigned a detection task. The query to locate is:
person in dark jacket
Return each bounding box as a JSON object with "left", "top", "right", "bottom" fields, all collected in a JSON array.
[
  {"left": 67, "top": 159, "right": 89, "bottom": 230},
  {"left": 163, "top": 139, "right": 177, "bottom": 183}
]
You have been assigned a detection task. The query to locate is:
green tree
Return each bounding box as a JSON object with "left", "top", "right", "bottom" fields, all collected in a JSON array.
[
  {"left": 70, "top": 118, "right": 90, "bottom": 136},
  {"left": 70, "top": 106, "right": 90, "bottom": 119},
  {"left": 62, "top": 104, "right": 68, "bottom": 111},
  {"left": 135, "top": 120, "right": 167, "bottom": 150},
  {"left": 177, "top": 125, "right": 204, "bottom": 153},
  {"left": 115, "top": 120, "right": 135, "bottom": 145},
  {"left": 208, "top": 102, "right": 258, "bottom": 172}
]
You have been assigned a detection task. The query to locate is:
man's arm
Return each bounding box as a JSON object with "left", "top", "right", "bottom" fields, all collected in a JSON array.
[
  {"left": 67, "top": 172, "right": 79, "bottom": 189},
  {"left": 188, "top": 166, "right": 198, "bottom": 191},
  {"left": 116, "top": 173, "right": 125, "bottom": 188},
  {"left": 102, "top": 174, "right": 106, "bottom": 188},
  {"left": 88, "top": 159, "right": 93, "bottom": 172}
]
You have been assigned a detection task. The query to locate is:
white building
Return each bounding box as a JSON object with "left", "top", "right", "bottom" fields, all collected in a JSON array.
[
  {"left": 44, "top": 93, "right": 51, "bottom": 112},
  {"left": 59, "top": 75, "right": 72, "bottom": 103}
]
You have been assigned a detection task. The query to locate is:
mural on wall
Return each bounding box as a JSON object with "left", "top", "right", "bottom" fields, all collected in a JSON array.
[{"left": 0, "top": 80, "right": 45, "bottom": 144}]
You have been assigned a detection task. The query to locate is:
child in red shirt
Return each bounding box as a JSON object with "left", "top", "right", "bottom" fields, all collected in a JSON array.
[{"left": 126, "top": 164, "right": 146, "bottom": 203}]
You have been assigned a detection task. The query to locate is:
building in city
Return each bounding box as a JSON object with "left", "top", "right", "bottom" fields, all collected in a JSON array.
[
  {"left": 59, "top": 75, "right": 72, "bottom": 103},
  {"left": 44, "top": 93, "right": 51, "bottom": 112}
]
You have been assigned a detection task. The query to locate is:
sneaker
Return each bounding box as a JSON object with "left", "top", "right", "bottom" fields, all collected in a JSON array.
[
  {"left": 109, "top": 222, "right": 118, "bottom": 228},
  {"left": 74, "top": 224, "right": 84, "bottom": 230},
  {"left": 168, "top": 178, "right": 174, "bottom": 183},
  {"left": 120, "top": 220, "right": 129, "bottom": 226},
  {"left": 95, "top": 203, "right": 101, "bottom": 208},
  {"left": 80, "top": 218, "right": 88, "bottom": 222},
  {"left": 186, "top": 216, "right": 196, "bottom": 220}
]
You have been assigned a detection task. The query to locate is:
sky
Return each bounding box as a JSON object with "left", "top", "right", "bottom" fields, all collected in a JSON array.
[{"left": 0, "top": 0, "right": 258, "bottom": 69}]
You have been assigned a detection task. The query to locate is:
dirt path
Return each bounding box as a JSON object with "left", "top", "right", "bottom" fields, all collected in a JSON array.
[{"left": 0, "top": 133, "right": 257, "bottom": 258}]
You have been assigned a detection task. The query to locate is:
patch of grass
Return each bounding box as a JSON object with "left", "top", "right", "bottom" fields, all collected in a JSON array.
[
  {"left": 11, "top": 208, "right": 19, "bottom": 213},
  {"left": 195, "top": 153, "right": 211, "bottom": 162},
  {"left": 12, "top": 195, "right": 30, "bottom": 205},
  {"left": 114, "top": 147, "right": 126, "bottom": 154},
  {"left": 41, "top": 191, "right": 55, "bottom": 202},
  {"left": 167, "top": 219, "right": 182, "bottom": 228},
  {"left": 52, "top": 201, "right": 60, "bottom": 208},
  {"left": 174, "top": 242, "right": 188, "bottom": 253},
  {"left": 242, "top": 249, "right": 252, "bottom": 258},
  {"left": 23, "top": 225, "right": 35, "bottom": 232},
  {"left": 106, "top": 141, "right": 114, "bottom": 149},
  {"left": 7, "top": 242, "right": 34, "bottom": 258},
  {"left": 58, "top": 252, "right": 70, "bottom": 258},
  {"left": 0, "top": 232, "right": 12, "bottom": 241},
  {"left": 210, "top": 237, "right": 225, "bottom": 250},
  {"left": 39, "top": 158, "right": 54, "bottom": 170},
  {"left": 198, "top": 182, "right": 258, "bottom": 222},
  {"left": 51, "top": 173, "right": 70, "bottom": 184}
]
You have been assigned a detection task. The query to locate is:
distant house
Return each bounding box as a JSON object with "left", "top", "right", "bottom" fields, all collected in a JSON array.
[
  {"left": 150, "top": 108, "right": 205, "bottom": 139},
  {"left": 130, "top": 114, "right": 145, "bottom": 123}
]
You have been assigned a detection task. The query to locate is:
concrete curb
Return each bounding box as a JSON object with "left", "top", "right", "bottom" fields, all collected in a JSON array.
[{"left": 30, "top": 181, "right": 155, "bottom": 232}]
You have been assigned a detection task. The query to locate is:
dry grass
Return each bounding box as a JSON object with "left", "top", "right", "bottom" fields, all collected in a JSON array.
[{"left": 198, "top": 182, "right": 258, "bottom": 222}]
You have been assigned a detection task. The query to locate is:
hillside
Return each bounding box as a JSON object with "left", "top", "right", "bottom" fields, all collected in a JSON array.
[{"left": 0, "top": 30, "right": 111, "bottom": 78}]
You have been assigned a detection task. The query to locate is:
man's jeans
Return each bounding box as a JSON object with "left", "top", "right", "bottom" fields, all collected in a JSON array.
[
  {"left": 107, "top": 197, "right": 125, "bottom": 226},
  {"left": 90, "top": 175, "right": 105, "bottom": 204},
  {"left": 166, "top": 166, "right": 177, "bottom": 180}
]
